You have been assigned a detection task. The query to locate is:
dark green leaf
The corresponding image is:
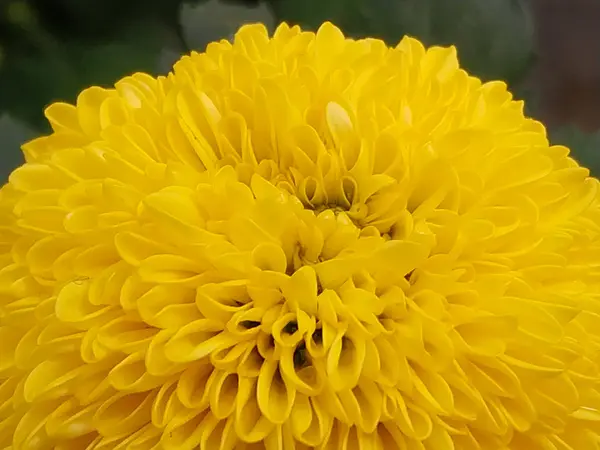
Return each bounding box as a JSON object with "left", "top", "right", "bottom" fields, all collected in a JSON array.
[{"left": 0, "top": 114, "right": 34, "bottom": 182}]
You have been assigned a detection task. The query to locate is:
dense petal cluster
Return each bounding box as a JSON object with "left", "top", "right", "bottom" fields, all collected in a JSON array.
[{"left": 2, "top": 21, "right": 600, "bottom": 450}]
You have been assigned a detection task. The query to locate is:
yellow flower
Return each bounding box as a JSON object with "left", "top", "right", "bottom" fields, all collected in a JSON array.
[{"left": 1, "top": 21, "right": 600, "bottom": 450}]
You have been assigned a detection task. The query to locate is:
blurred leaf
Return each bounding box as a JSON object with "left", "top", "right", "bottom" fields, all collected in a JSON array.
[
  {"left": 180, "top": 0, "right": 274, "bottom": 51},
  {"left": 20, "top": 0, "right": 183, "bottom": 42},
  {"left": 550, "top": 126, "right": 600, "bottom": 177},
  {"left": 267, "top": 0, "right": 534, "bottom": 84},
  {"left": 431, "top": 0, "right": 534, "bottom": 83},
  {"left": 0, "top": 114, "right": 34, "bottom": 182}
]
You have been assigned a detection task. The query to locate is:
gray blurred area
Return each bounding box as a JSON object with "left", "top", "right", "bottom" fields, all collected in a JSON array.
[{"left": 531, "top": 0, "right": 600, "bottom": 132}]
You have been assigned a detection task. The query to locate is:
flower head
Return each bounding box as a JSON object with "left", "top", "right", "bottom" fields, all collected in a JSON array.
[{"left": 1, "top": 22, "right": 600, "bottom": 450}]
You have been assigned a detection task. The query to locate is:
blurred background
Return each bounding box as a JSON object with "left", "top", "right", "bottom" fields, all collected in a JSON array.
[{"left": 1, "top": 0, "right": 600, "bottom": 181}]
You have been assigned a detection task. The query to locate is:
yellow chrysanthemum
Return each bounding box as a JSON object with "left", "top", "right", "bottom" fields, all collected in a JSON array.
[{"left": 1, "top": 21, "right": 600, "bottom": 450}]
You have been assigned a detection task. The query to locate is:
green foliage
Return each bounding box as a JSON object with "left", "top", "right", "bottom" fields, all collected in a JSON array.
[{"left": 0, "top": 114, "right": 33, "bottom": 181}]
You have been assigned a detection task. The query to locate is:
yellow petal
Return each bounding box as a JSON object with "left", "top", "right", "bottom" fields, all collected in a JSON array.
[
  {"left": 151, "top": 378, "right": 181, "bottom": 428},
  {"left": 257, "top": 358, "right": 296, "bottom": 424},
  {"left": 97, "top": 316, "right": 157, "bottom": 353},
  {"left": 55, "top": 280, "right": 118, "bottom": 329},
  {"left": 326, "top": 328, "right": 365, "bottom": 391},
  {"left": 138, "top": 254, "right": 208, "bottom": 284},
  {"left": 209, "top": 370, "right": 239, "bottom": 419},
  {"left": 235, "top": 377, "right": 275, "bottom": 442},
  {"left": 93, "top": 391, "right": 155, "bottom": 437},
  {"left": 76, "top": 86, "right": 115, "bottom": 136},
  {"left": 23, "top": 357, "right": 85, "bottom": 403},
  {"left": 282, "top": 265, "right": 319, "bottom": 316},
  {"left": 161, "top": 409, "right": 210, "bottom": 450},
  {"left": 45, "top": 102, "right": 81, "bottom": 133},
  {"left": 108, "top": 352, "right": 163, "bottom": 392},
  {"left": 114, "top": 232, "right": 171, "bottom": 266},
  {"left": 164, "top": 319, "right": 235, "bottom": 363},
  {"left": 145, "top": 329, "right": 186, "bottom": 376}
]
